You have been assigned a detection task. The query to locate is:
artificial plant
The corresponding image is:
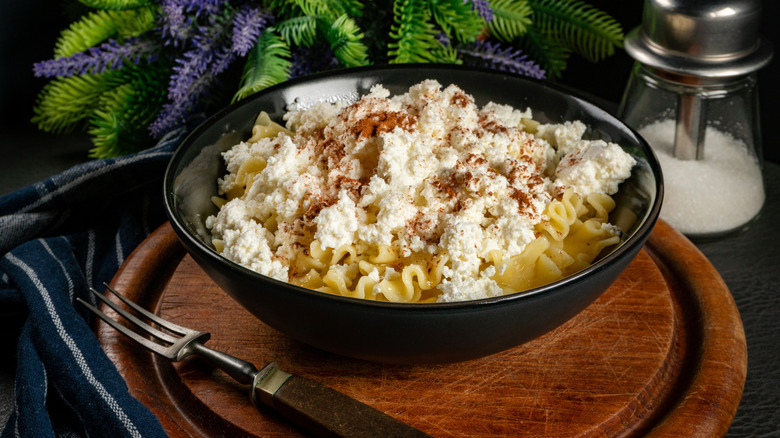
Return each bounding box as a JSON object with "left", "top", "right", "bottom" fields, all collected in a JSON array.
[{"left": 32, "top": 0, "right": 624, "bottom": 158}]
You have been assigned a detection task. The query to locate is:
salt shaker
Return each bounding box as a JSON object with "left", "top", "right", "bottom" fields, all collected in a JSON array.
[{"left": 618, "top": 0, "right": 773, "bottom": 240}]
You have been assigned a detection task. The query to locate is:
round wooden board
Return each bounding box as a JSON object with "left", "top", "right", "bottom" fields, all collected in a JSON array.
[{"left": 96, "top": 220, "right": 746, "bottom": 437}]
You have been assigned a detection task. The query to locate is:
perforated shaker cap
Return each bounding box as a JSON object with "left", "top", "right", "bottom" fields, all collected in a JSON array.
[{"left": 624, "top": 0, "right": 773, "bottom": 78}]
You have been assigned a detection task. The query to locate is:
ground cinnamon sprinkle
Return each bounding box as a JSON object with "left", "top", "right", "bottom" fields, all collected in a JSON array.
[
  {"left": 302, "top": 198, "right": 336, "bottom": 223},
  {"left": 432, "top": 177, "right": 458, "bottom": 200},
  {"left": 450, "top": 91, "right": 472, "bottom": 108},
  {"left": 465, "top": 153, "right": 488, "bottom": 167},
  {"left": 478, "top": 113, "right": 508, "bottom": 135},
  {"left": 333, "top": 174, "right": 367, "bottom": 199},
  {"left": 351, "top": 111, "right": 417, "bottom": 139},
  {"left": 208, "top": 79, "right": 637, "bottom": 301},
  {"left": 509, "top": 188, "right": 534, "bottom": 215},
  {"left": 408, "top": 211, "right": 440, "bottom": 245}
]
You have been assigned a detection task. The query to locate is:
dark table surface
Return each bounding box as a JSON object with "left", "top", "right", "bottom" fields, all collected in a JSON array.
[
  {"left": 1, "top": 122, "right": 779, "bottom": 437},
  {"left": 696, "top": 162, "right": 780, "bottom": 437}
]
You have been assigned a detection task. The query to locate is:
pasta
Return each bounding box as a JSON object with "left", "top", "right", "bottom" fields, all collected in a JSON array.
[{"left": 205, "top": 80, "right": 636, "bottom": 303}]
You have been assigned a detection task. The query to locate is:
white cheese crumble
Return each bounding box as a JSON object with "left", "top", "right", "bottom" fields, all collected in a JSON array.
[
  {"left": 206, "top": 80, "right": 636, "bottom": 302},
  {"left": 554, "top": 140, "right": 636, "bottom": 196}
]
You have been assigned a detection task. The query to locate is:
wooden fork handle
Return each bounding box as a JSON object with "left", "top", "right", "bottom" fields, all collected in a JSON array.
[{"left": 252, "top": 363, "right": 431, "bottom": 438}]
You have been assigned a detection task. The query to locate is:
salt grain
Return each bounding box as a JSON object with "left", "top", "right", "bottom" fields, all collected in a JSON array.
[{"left": 639, "top": 119, "right": 764, "bottom": 236}]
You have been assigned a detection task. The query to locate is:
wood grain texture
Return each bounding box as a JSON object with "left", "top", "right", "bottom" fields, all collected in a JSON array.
[{"left": 94, "top": 220, "right": 746, "bottom": 437}]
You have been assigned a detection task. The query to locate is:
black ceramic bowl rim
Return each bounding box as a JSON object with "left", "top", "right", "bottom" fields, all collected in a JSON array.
[{"left": 163, "top": 63, "right": 663, "bottom": 314}]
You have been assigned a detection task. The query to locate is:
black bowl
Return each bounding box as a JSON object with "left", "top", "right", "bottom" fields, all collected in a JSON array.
[{"left": 164, "top": 64, "right": 663, "bottom": 364}]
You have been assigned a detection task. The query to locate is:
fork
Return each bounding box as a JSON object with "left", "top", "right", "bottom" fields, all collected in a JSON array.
[{"left": 78, "top": 284, "right": 431, "bottom": 438}]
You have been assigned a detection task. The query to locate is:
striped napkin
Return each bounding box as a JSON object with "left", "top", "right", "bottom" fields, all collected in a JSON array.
[{"left": 0, "top": 127, "right": 190, "bottom": 438}]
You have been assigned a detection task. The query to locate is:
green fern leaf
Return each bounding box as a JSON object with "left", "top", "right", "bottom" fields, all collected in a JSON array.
[
  {"left": 321, "top": 14, "right": 370, "bottom": 67},
  {"left": 326, "top": 0, "right": 364, "bottom": 18},
  {"left": 76, "top": 0, "right": 152, "bottom": 11},
  {"left": 111, "top": 5, "right": 157, "bottom": 38},
  {"left": 388, "top": 0, "right": 458, "bottom": 64},
  {"left": 31, "top": 74, "right": 112, "bottom": 133},
  {"left": 269, "top": 0, "right": 364, "bottom": 29},
  {"left": 88, "top": 107, "right": 126, "bottom": 158},
  {"left": 275, "top": 15, "right": 320, "bottom": 47},
  {"left": 271, "top": 0, "right": 332, "bottom": 18},
  {"left": 88, "top": 64, "right": 168, "bottom": 158},
  {"left": 529, "top": 0, "right": 623, "bottom": 62},
  {"left": 287, "top": 0, "right": 364, "bottom": 18},
  {"left": 428, "top": 0, "right": 484, "bottom": 43},
  {"left": 54, "top": 7, "right": 157, "bottom": 58},
  {"left": 233, "top": 31, "right": 292, "bottom": 102},
  {"left": 487, "top": 0, "right": 532, "bottom": 42}
]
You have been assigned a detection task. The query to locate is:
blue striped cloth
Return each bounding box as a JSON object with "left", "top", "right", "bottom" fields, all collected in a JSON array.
[{"left": 0, "top": 127, "right": 190, "bottom": 438}]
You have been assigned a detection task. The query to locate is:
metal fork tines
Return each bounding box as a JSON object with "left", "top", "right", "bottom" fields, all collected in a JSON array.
[
  {"left": 79, "top": 284, "right": 432, "bottom": 438},
  {"left": 79, "top": 284, "right": 259, "bottom": 384}
]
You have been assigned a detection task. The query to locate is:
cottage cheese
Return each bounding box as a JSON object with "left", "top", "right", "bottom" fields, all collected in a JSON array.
[
  {"left": 554, "top": 140, "right": 635, "bottom": 196},
  {"left": 206, "top": 80, "right": 636, "bottom": 302}
]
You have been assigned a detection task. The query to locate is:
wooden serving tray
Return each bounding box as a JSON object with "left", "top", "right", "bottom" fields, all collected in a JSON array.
[{"left": 96, "top": 220, "right": 746, "bottom": 437}]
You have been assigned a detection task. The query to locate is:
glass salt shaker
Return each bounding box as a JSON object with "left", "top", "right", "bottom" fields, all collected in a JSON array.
[{"left": 618, "top": 0, "right": 773, "bottom": 240}]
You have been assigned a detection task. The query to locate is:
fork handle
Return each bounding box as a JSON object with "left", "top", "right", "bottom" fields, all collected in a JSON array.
[{"left": 252, "top": 363, "right": 431, "bottom": 438}]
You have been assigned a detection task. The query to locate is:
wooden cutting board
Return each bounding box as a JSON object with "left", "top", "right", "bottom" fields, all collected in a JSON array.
[{"left": 95, "top": 219, "right": 746, "bottom": 437}]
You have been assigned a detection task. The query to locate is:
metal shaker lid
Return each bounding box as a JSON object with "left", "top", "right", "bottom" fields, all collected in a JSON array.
[{"left": 624, "top": 0, "right": 773, "bottom": 78}]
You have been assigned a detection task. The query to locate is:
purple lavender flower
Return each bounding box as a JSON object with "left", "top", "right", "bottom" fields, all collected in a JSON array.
[
  {"left": 183, "top": 0, "right": 227, "bottom": 16},
  {"left": 459, "top": 40, "right": 546, "bottom": 79},
  {"left": 149, "top": 48, "right": 235, "bottom": 137},
  {"left": 469, "top": 0, "right": 494, "bottom": 22},
  {"left": 436, "top": 32, "right": 451, "bottom": 47},
  {"left": 150, "top": 11, "right": 236, "bottom": 137},
  {"left": 160, "top": 0, "right": 228, "bottom": 45},
  {"left": 231, "top": 5, "right": 273, "bottom": 56},
  {"left": 160, "top": 0, "right": 192, "bottom": 46},
  {"left": 33, "top": 38, "right": 158, "bottom": 78}
]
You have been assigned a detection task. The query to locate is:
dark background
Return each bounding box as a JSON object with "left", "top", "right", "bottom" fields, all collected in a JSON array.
[{"left": 0, "top": 1, "right": 778, "bottom": 171}]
